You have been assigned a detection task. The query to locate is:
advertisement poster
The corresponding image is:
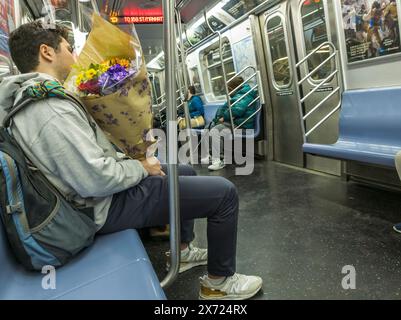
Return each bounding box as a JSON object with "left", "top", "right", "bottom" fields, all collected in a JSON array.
[
  {"left": 222, "top": 0, "right": 265, "bottom": 19},
  {"left": 342, "top": 0, "right": 400, "bottom": 63},
  {"left": 0, "top": 0, "right": 15, "bottom": 57}
]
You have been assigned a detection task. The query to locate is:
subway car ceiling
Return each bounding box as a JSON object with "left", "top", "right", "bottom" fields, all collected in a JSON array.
[{"left": 17, "top": 0, "right": 268, "bottom": 67}]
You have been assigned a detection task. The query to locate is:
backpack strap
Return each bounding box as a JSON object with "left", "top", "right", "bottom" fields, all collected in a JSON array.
[
  {"left": 1, "top": 80, "right": 96, "bottom": 218},
  {"left": 2, "top": 80, "right": 97, "bottom": 136}
]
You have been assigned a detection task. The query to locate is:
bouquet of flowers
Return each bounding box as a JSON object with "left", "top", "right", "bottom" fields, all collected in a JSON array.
[{"left": 64, "top": 14, "right": 154, "bottom": 160}]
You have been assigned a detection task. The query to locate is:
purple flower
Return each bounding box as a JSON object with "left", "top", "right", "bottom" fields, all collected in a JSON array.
[{"left": 98, "top": 64, "right": 137, "bottom": 95}]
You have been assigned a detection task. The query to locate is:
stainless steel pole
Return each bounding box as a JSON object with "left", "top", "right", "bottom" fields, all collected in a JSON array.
[
  {"left": 176, "top": 8, "right": 196, "bottom": 164},
  {"left": 161, "top": 0, "right": 181, "bottom": 289}
]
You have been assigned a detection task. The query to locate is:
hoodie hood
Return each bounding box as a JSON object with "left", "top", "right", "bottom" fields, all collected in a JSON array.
[{"left": 0, "top": 73, "right": 57, "bottom": 115}]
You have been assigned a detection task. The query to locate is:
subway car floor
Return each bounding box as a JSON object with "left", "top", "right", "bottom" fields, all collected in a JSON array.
[{"left": 142, "top": 160, "right": 401, "bottom": 299}]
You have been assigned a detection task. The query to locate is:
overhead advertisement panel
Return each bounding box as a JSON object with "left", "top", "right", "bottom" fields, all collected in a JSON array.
[
  {"left": 0, "top": 0, "right": 15, "bottom": 57},
  {"left": 221, "top": 0, "right": 265, "bottom": 19},
  {"left": 341, "top": 0, "right": 400, "bottom": 63}
]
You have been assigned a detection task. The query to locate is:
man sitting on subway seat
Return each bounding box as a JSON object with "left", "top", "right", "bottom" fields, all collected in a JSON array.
[{"left": 0, "top": 21, "right": 263, "bottom": 300}]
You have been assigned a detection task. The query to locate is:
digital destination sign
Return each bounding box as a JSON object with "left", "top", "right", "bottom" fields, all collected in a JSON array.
[{"left": 110, "top": 16, "right": 164, "bottom": 24}]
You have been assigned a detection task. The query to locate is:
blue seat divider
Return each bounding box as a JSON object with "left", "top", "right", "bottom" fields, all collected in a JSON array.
[
  {"left": 0, "top": 225, "right": 166, "bottom": 300},
  {"left": 303, "top": 87, "right": 401, "bottom": 167},
  {"left": 192, "top": 102, "right": 263, "bottom": 140}
]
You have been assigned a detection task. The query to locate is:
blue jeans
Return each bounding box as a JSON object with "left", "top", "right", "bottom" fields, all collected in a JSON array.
[{"left": 98, "top": 165, "right": 238, "bottom": 276}]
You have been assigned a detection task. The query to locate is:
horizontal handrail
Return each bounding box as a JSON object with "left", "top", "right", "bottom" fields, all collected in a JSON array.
[
  {"left": 227, "top": 66, "right": 256, "bottom": 83},
  {"left": 156, "top": 88, "right": 183, "bottom": 102},
  {"left": 305, "top": 102, "right": 341, "bottom": 137},
  {"left": 234, "top": 106, "right": 262, "bottom": 131},
  {"left": 295, "top": 40, "right": 342, "bottom": 142},
  {"left": 229, "top": 72, "right": 257, "bottom": 96},
  {"left": 296, "top": 41, "right": 336, "bottom": 67},
  {"left": 298, "top": 51, "right": 336, "bottom": 86},
  {"left": 230, "top": 84, "right": 258, "bottom": 108},
  {"left": 303, "top": 87, "right": 340, "bottom": 120},
  {"left": 300, "top": 69, "right": 338, "bottom": 103},
  {"left": 207, "top": 57, "right": 234, "bottom": 69}
]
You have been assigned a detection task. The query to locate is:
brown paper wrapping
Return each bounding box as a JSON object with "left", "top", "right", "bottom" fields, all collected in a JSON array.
[{"left": 65, "top": 14, "right": 154, "bottom": 160}]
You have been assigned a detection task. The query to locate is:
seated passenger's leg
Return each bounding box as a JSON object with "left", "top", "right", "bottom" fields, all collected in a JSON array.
[
  {"left": 99, "top": 173, "right": 238, "bottom": 277},
  {"left": 162, "top": 164, "right": 196, "bottom": 244},
  {"left": 209, "top": 124, "right": 231, "bottom": 171}
]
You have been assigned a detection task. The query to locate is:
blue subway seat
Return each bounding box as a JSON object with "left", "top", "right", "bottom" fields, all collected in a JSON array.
[
  {"left": 0, "top": 226, "right": 166, "bottom": 300},
  {"left": 192, "top": 102, "right": 263, "bottom": 140},
  {"left": 303, "top": 87, "right": 401, "bottom": 167}
]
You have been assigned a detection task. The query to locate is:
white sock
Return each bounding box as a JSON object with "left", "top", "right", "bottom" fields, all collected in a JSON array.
[{"left": 181, "top": 246, "right": 189, "bottom": 256}]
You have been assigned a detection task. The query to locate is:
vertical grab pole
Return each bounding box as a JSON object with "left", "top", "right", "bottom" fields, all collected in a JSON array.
[
  {"left": 203, "top": 11, "right": 235, "bottom": 132},
  {"left": 161, "top": 0, "right": 181, "bottom": 289},
  {"left": 176, "top": 8, "right": 196, "bottom": 164},
  {"left": 90, "top": 0, "right": 100, "bottom": 14}
]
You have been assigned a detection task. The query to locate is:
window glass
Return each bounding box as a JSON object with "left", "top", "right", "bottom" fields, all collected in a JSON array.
[
  {"left": 266, "top": 15, "right": 291, "bottom": 87},
  {"left": 301, "top": 0, "right": 332, "bottom": 81},
  {"left": 190, "top": 67, "right": 202, "bottom": 94},
  {"left": 205, "top": 41, "right": 235, "bottom": 97}
]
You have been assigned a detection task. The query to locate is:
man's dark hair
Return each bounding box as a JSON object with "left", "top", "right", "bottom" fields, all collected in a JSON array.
[
  {"left": 8, "top": 21, "right": 70, "bottom": 73},
  {"left": 188, "top": 85, "right": 196, "bottom": 95},
  {"left": 228, "top": 76, "right": 244, "bottom": 92}
]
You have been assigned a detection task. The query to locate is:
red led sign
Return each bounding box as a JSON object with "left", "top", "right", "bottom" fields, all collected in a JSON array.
[{"left": 110, "top": 16, "right": 164, "bottom": 24}]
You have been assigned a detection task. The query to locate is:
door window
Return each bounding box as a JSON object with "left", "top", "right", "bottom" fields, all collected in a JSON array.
[{"left": 266, "top": 15, "right": 292, "bottom": 88}]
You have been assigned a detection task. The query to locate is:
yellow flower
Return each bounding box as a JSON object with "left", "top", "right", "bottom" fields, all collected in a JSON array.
[
  {"left": 100, "top": 63, "right": 109, "bottom": 73},
  {"left": 85, "top": 69, "right": 97, "bottom": 80},
  {"left": 117, "top": 58, "right": 130, "bottom": 68},
  {"left": 103, "top": 58, "right": 130, "bottom": 69},
  {"left": 75, "top": 73, "right": 85, "bottom": 86}
]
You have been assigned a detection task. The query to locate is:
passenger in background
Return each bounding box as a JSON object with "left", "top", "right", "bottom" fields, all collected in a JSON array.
[
  {"left": 2, "top": 21, "right": 263, "bottom": 300},
  {"left": 207, "top": 76, "right": 257, "bottom": 171},
  {"left": 393, "top": 151, "right": 401, "bottom": 233},
  {"left": 177, "top": 85, "right": 205, "bottom": 130}
]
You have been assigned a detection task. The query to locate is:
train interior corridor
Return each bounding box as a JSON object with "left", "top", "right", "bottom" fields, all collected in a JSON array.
[{"left": 143, "top": 160, "right": 401, "bottom": 299}]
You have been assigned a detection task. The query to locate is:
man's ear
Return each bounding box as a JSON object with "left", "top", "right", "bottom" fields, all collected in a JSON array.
[{"left": 38, "top": 44, "right": 55, "bottom": 63}]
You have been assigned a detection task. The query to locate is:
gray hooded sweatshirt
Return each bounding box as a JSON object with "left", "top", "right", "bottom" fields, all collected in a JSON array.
[{"left": 0, "top": 73, "right": 148, "bottom": 229}]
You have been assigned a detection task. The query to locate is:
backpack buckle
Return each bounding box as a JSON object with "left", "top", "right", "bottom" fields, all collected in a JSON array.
[{"left": 6, "top": 203, "right": 23, "bottom": 214}]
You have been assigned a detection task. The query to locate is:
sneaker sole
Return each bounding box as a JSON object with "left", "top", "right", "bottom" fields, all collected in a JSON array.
[
  {"left": 198, "top": 283, "right": 263, "bottom": 300},
  {"left": 393, "top": 226, "right": 401, "bottom": 234}
]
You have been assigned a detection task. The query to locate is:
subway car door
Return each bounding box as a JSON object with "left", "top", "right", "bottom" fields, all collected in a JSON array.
[
  {"left": 259, "top": 2, "right": 304, "bottom": 167},
  {"left": 289, "top": 0, "right": 342, "bottom": 175}
]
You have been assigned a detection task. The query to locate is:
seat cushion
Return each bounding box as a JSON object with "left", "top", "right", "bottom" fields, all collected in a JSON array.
[
  {"left": 303, "top": 87, "right": 401, "bottom": 167},
  {"left": 303, "top": 140, "right": 399, "bottom": 167},
  {"left": 0, "top": 229, "right": 166, "bottom": 300}
]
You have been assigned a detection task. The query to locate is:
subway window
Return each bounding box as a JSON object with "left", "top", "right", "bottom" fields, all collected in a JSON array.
[
  {"left": 204, "top": 40, "right": 235, "bottom": 98},
  {"left": 190, "top": 67, "right": 202, "bottom": 94},
  {"left": 300, "top": 0, "right": 333, "bottom": 81},
  {"left": 266, "top": 15, "right": 291, "bottom": 88}
]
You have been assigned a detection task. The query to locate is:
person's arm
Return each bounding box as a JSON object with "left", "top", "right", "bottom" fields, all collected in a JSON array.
[
  {"left": 30, "top": 103, "right": 150, "bottom": 198},
  {"left": 214, "top": 104, "right": 226, "bottom": 122},
  {"left": 223, "top": 94, "right": 252, "bottom": 121},
  {"left": 193, "top": 96, "right": 204, "bottom": 117}
]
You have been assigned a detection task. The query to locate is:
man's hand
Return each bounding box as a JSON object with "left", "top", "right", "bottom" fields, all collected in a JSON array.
[{"left": 141, "top": 157, "right": 165, "bottom": 176}]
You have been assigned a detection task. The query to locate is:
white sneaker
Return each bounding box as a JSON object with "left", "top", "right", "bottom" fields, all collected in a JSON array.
[
  {"left": 200, "top": 155, "right": 211, "bottom": 164},
  {"left": 208, "top": 159, "right": 225, "bottom": 171},
  {"left": 199, "top": 273, "right": 263, "bottom": 300},
  {"left": 166, "top": 243, "right": 208, "bottom": 273}
]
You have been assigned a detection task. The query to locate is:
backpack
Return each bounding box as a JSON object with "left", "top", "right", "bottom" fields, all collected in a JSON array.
[{"left": 0, "top": 80, "right": 98, "bottom": 271}]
